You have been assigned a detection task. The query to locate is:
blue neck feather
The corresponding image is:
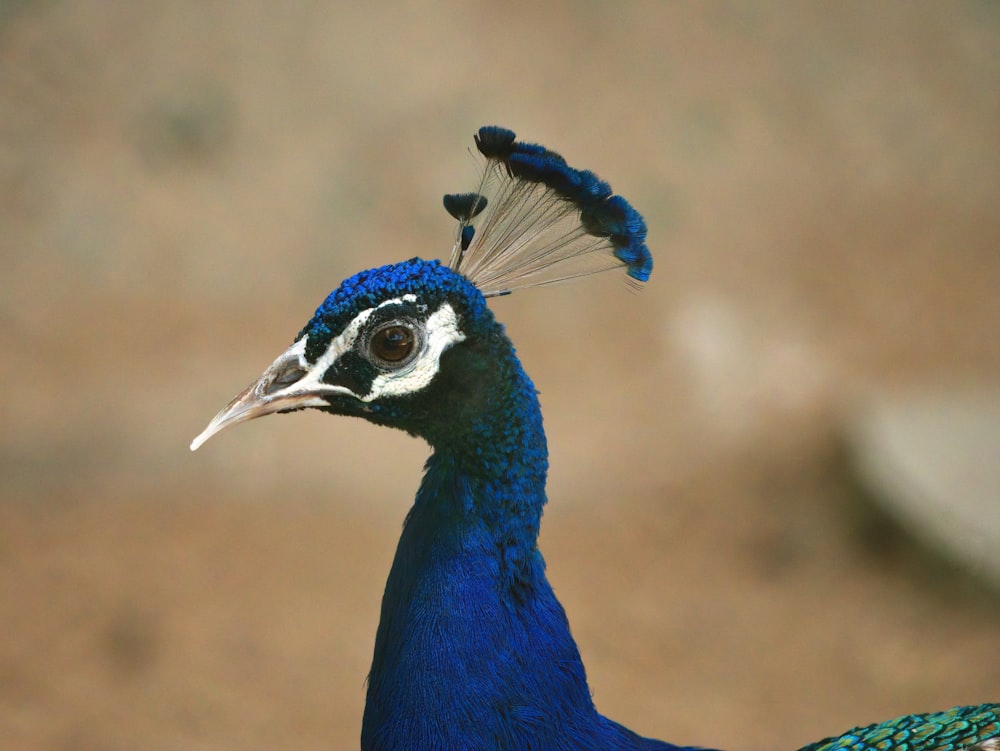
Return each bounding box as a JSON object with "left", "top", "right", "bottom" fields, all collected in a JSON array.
[{"left": 361, "top": 324, "right": 700, "bottom": 751}]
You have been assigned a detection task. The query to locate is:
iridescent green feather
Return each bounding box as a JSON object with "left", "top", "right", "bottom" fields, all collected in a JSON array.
[{"left": 798, "top": 704, "right": 999, "bottom": 751}]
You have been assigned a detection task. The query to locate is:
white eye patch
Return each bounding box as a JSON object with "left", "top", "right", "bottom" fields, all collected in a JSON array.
[
  {"left": 363, "top": 303, "right": 465, "bottom": 401},
  {"left": 281, "top": 297, "right": 465, "bottom": 403}
]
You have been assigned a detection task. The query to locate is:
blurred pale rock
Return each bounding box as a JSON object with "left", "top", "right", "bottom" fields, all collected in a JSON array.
[{"left": 849, "top": 388, "right": 1000, "bottom": 586}]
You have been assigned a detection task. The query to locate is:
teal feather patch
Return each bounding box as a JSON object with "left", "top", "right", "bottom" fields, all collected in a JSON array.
[{"left": 798, "top": 704, "right": 999, "bottom": 751}]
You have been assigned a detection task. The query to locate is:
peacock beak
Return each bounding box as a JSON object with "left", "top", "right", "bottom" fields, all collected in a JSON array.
[{"left": 190, "top": 343, "right": 332, "bottom": 451}]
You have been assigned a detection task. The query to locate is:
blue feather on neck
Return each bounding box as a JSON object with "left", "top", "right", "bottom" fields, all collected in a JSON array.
[{"left": 361, "top": 311, "right": 700, "bottom": 751}]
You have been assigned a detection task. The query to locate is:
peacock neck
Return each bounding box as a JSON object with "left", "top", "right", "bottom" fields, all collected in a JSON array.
[
  {"left": 361, "top": 350, "right": 594, "bottom": 749},
  {"left": 360, "top": 330, "right": 693, "bottom": 750},
  {"left": 401, "top": 325, "right": 553, "bottom": 580}
]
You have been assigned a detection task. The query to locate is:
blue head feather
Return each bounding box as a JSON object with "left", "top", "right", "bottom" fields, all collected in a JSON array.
[
  {"left": 449, "top": 126, "right": 653, "bottom": 292},
  {"left": 442, "top": 192, "right": 488, "bottom": 222},
  {"left": 473, "top": 125, "right": 518, "bottom": 158}
]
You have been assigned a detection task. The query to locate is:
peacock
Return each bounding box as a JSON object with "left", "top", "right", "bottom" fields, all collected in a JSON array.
[{"left": 192, "top": 126, "right": 998, "bottom": 751}]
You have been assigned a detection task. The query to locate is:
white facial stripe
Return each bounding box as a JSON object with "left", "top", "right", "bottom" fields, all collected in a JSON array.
[
  {"left": 289, "top": 294, "right": 421, "bottom": 396},
  {"left": 312, "top": 309, "right": 371, "bottom": 376},
  {"left": 381, "top": 294, "right": 417, "bottom": 307},
  {"left": 262, "top": 303, "right": 381, "bottom": 403},
  {"left": 363, "top": 302, "right": 465, "bottom": 401},
  {"left": 264, "top": 297, "right": 463, "bottom": 404}
]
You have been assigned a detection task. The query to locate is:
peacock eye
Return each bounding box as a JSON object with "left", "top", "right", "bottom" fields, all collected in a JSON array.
[{"left": 369, "top": 323, "right": 417, "bottom": 367}]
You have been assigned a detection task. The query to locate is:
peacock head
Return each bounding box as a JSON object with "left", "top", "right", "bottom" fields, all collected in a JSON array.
[
  {"left": 191, "top": 126, "right": 651, "bottom": 451},
  {"left": 190, "top": 258, "right": 502, "bottom": 449}
]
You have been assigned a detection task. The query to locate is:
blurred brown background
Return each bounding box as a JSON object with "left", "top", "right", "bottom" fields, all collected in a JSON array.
[{"left": 1, "top": 2, "right": 998, "bottom": 750}]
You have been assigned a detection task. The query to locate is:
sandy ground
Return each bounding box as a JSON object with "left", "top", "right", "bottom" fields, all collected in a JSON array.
[{"left": 1, "top": 3, "right": 998, "bottom": 750}]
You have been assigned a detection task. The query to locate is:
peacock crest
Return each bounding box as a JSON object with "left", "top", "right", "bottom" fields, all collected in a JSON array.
[{"left": 443, "top": 126, "right": 651, "bottom": 296}]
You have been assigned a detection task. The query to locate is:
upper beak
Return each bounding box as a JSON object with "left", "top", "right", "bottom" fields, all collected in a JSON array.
[{"left": 190, "top": 343, "right": 329, "bottom": 451}]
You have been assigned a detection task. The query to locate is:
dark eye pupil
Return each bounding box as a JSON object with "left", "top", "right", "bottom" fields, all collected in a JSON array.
[{"left": 372, "top": 325, "right": 414, "bottom": 363}]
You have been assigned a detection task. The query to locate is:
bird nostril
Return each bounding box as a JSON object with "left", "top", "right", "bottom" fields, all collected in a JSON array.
[{"left": 265, "top": 365, "right": 307, "bottom": 395}]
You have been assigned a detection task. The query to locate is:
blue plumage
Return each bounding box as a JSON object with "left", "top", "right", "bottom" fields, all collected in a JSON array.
[
  {"left": 448, "top": 126, "right": 652, "bottom": 291},
  {"left": 473, "top": 124, "right": 518, "bottom": 158},
  {"left": 192, "top": 127, "right": 998, "bottom": 751}
]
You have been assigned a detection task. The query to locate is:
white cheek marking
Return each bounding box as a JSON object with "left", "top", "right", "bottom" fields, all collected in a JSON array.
[
  {"left": 280, "top": 294, "right": 422, "bottom": 399},
  {"left": 382, "top": 294, "right": 417, "bottom": 307},
  {"left": 363, "top": 302, "right": 465, "bottom": 401},
  {"left": 266, "top": 297, "right": 462, "bottom": 403},
  {"left": 311, "top": 309, "right": 370, "bottom": 377},
  {"left": 311, "top": 295, "right": 417, "bottom": 374}
]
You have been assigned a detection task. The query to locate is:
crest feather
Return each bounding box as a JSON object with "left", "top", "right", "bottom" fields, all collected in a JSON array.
[{"left": 445, "top": 126, "right": 652, "bottom": 297}]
